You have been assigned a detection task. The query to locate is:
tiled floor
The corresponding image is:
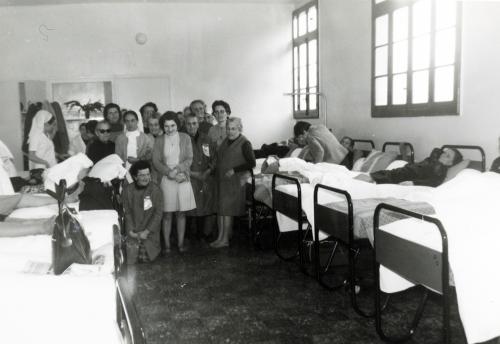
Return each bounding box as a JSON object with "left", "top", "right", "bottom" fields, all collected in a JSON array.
[{"left": 126, "top": 229, "right": 495, "bottom": 344}]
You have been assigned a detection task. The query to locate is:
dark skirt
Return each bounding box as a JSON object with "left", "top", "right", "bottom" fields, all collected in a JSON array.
[{"left": 217, "top": 172, "right": 248, "bottom": 216}]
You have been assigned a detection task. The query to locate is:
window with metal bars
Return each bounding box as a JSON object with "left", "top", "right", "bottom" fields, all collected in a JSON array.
[
  {"left": 372, "top": 0, "right": 461, "bottom": 117},
  {"left": 292, "top": 1, "right": 319, "bottom": 119}
]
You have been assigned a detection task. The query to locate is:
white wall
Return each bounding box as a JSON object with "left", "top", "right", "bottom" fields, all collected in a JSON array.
[
  {"left": 320, "top": 0, "right": 500, "bottom": 166},
  {"left": 0, "top": 2, "right": 294, "bottom": 170}
]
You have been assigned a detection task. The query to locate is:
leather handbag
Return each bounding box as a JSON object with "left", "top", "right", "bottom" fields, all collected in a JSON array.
[{"left": 47, "top": 180, "right": 92, "bottom": 275}]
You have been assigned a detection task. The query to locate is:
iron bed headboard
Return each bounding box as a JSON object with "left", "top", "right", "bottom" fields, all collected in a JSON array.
[
  {"left": 382, "top": 141, "right": 415, "bottom": 163},
  {"left": 441, "top": 144, "right": 486, "bottom": 172}
]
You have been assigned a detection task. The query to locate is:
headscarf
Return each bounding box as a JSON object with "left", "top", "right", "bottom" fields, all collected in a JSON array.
[{"left": 28, "top": 110, "right": 54, "bottom": 143}]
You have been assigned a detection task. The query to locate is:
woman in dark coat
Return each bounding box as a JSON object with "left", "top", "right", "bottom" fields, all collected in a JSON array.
[{"left": 212, "top": 117, "right": 255, "bottom": 248}]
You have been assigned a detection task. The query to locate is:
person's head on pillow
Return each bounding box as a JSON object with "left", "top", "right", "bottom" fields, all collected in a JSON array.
[
  {"left": 439, "top": 147, "right": 463, "bottom": 167},
  {"left": 293, "top": 121, "right": 311, "bottom": 147},
  {"left": 340, "top": 136, "right": 354, "bottom": 152},
  {"left": 130, "top": 160, "right": 152, "bottom": 189}
]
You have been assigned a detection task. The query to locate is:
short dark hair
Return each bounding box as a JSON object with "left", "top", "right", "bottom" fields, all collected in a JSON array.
[
  {"left": 86, "top": 120, "right": 98, "bottom": 134},
  {"left": 103, "top": 103, "right": 121, "bottom": 121},
  {"left": 139, "top": 102, "right": 158, "bottom": 116},
  {"left": 341, "top": 136, "right": 354, "bottom": 149},
  {"left": 293, "top": 121, "right": 311, "bottom": 137},
  {"left": 123, "top": 110, "right": 139, "bottom": 121},
  {"left": 190, "top": 99, "right": 206, "bottom": 111},
  {"left": 130, "top": 160, "right": 151, "bottom": 178},
  {"left": 211, "top": 100, "right": 231, "bottom": 115},
  {"left": 160, "top": 111, "right": 180, "bottom": 129},
  {"left": 79, "top": 122, "right": 87, "bottom": 130},
  {"left": 451, "top": 148, "right": 463, "bottom": 166}
]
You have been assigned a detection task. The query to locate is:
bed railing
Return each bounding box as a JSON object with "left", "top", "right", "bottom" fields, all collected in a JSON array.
[
  {"left": 353, "top": 139, "right": 376, "bottom": 158},
  {"left": 441, "top": 144, "right": 486, "bottom": 172},
  {"left": 382, "top": 141, "right": 415, "bottom": 163},
  {"left": 373, "top": 203, "right": 450, "bottom": 343},
  {"left": 272, "top": 173, "right": 307, "bottom": 263},
  {"left": 313, "top": 184, "right": 374, "bottom": 317}
]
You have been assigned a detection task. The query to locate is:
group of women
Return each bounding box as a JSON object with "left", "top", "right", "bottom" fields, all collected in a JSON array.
[{"left": 25, "top": 99, "right": 256, "bottom": 256}]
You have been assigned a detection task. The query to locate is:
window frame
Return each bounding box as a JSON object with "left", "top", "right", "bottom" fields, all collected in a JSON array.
[
  {"left": 292, "top": 1, "right": 319, "bottom": 119},
  {"left": 371, "top": 0, "right": 462, "bottom": 118}
]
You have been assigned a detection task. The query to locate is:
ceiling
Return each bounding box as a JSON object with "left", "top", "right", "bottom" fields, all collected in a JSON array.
[{"left": 0, "top": 0, "right": 304, "bottom": 6}]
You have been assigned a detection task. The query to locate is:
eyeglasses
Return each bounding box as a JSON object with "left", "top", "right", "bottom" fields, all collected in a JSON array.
[{"left": 98, "top": 129, "right": 111, "bottom": 134}]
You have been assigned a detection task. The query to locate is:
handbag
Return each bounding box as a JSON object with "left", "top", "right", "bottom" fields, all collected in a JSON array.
[{"left": 47, "top": 180, "right": 92, "bottom": 275}]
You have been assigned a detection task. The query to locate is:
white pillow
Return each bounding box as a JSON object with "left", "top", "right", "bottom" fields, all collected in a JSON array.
[
  {"left": 352, "top": 157, "right": 366, "bottom": 172},
  {"left": 44, "top": 153, "right": 93, "bottom": 192},
  {"left": 0, "top": 159, "right": 15, "bottom": 195},
  {"left": 386, "top": 160, "right": 408, "bottom": 170},
  {"left": 88, "top": 154, "right": 127, "bottom": 183}
]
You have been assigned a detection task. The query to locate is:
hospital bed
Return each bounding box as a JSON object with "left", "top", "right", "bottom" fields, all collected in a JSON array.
[
  {"left": 277, "top": 144, "right": 484, "bottom": 316},
  {"left": 0, "top": 180, "right": 146, "bottom": 344}
]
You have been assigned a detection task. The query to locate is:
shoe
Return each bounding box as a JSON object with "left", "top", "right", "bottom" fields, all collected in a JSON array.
[
  {"left": 178, "top": 246, "right": 188, "bottom": 253},
  {"left": 212, "top": 241, "right": 229, "bottom": 249}
]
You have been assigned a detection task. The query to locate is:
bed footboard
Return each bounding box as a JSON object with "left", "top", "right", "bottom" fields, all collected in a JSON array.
[{"left": 373, "top": 203, "right": 450, "bottom": 343}]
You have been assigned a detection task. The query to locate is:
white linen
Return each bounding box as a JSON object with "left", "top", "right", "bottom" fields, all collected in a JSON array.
[
  {"left": 0, "top": 139, "right": 17, "bottom": 177},
  {"left": 28, "top": 132, "right": 57, "bottom": 169},
  {"left": 378, "top": 170, "right": 500, "bottom": 344},
  {"left": 44, "top": 153, "right": 93, "bottom": 192},
  {"left": 125, "top": 129, "right": 140, "bottom": 169},
  {"left": 0, "top": 159, "right": 15, "bottom": 195},
  {"left": 88, "top": 154, "right": 127, "bottom": 182}
]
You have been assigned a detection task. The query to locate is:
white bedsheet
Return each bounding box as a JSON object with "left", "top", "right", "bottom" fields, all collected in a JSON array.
[
  {"left": 0, "top": 210, "right": 121, "bottom": 344},
  {"left": 378, "top": 170, "right": 500, "bottom": 344}
]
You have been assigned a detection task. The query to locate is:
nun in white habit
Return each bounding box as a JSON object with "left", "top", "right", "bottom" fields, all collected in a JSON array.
[{"left": 27, "top": 110, "right": 58, "bottom": 169}]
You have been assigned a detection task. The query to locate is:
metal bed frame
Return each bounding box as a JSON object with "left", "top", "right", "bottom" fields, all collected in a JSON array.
[
  {"left": 313, "top": 184, "right": 376, "bottom": 317},
  {"left": 271, "top": 173, "right": 310, "bottom": 265},
  {"left": 441, "top": 145, "right": 486, "bottom": 172},
  {"left": 247, "top": 169, "right": 274, "bottom": 249},
  {"left": 373, "top": 203, "right": 450, "bottom": 344},
  {"left": 353, "top": 139, "right": 376, "bottom": 158},
  {"left": 382, "top": 142, "right": 415, "bottom": 163}
]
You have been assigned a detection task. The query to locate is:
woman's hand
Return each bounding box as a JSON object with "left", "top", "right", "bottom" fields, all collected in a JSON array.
[
  {"left": 127, "top": 156, "right": 139, "bottom": 164},
  {"left": 138, "top": 230, "right": 150, "bottom": 240},
  {"left": 167, "top": 168, "right": 178, "bottom": 179},
  {"left": 128, "top": 230, "right": 138, "bottom": 239},
  {"left": 175, "top": 172, "right": 187, "bottom": 183},
  {"left": 224, "top": 169, "right": 235, "bottom": 178}
]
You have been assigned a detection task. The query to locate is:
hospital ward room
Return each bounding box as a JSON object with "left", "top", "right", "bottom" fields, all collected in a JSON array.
[{"left": 1, "top": 0, "right": 500, "bottom": 343}]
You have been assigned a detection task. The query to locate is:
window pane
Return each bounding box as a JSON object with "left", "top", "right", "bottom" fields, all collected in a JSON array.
[
  {"left": 436, "top": 0, "right": 456, "bottom": 30},
  {"left": 393, "top": 6, "right": 408, "bottom": 42},
  {"left": 375, "top": 77, "right": 388, "bottom": 106},
  {"left": 375, "top": 15, "right": 388, "bottom": 46},
  {"left": 300, "top": 66, "right": 307, "bottom": 89},
  {"left": 435, "top": 66, "right": 455, "bottom": 102},
  {"left": 293, "top": 17, "right": 298, "bottom": 39},
  {"left": 412, "top": 70, "right": 429, "bottom": 103},
  {"left": 308, "top": 6, "right": 317, "bottom": 32},
  {"left": 392, "top": 73, "right": 407, "bottom": 105},
  {"left": 299, "top": 43, "right": 307, "bottom": 67},
  {"left": 293, "top": 46, "right": 298, "bottom": 70},
  {"left": 435, "top": 28, "right": 455, "bottom": 66},
  {"left": 375, "top": 46, "right": 388, "bottom": 76},
  {"left": 412, "top": 0, "right": 431, "bottom": 37},
  {"left": 299, "top": 88, "right": 307, "bottom": 110},
  {"left": 309, "top": 64, "right": 317, "bottom": 87},
  {"left": 393, "top": 40, "right": 408, "bottom": 73},
  {"left": 375, "top": 0, "right": 386, "bottom": 3},
  {"left": 294, "top": 68, "right": 299, "bottom": 90},
  {"left": 294, "top": 95, "right": 298, "bottom": 111},
  {"left": 308, "top": 39, "right": 317, "bottom": 65},
  {"left": 298, "top": 11, "right": 307, "bottom": 36},
  {"left": 309, "top": 87, "right": 317, "bottom": 110},
  {"left": 412, "top": 34, "right": 430, "bottom": 70}
]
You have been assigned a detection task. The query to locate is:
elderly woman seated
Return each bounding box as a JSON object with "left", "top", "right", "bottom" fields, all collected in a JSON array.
[{"left": 355, "top": 147, "right": 463, "bottom": 187}]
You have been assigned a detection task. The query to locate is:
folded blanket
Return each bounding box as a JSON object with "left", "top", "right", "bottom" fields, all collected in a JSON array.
[
  {"left": 88, "top": 154, "right": 127, "bottom": 183},
  {"left": 44, "top": 153, "right": 93, "bottom": 192}
]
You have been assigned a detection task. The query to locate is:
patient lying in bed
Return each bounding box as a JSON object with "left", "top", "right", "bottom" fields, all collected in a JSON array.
[{"left": 355, "top": 147, "right": 463, "bottom": 187}]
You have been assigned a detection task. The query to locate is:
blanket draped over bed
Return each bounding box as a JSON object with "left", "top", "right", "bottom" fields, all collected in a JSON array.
[{"left": 266, "top": 158, "right": 500, "bottom": 343}]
